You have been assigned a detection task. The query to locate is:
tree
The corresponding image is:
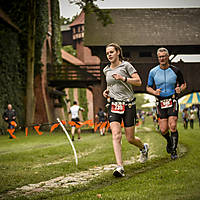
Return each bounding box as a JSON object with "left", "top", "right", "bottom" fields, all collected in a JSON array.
[
  {"left": 69, "top": 0, "right": 112, "bottom": 26},
  {"left": 60, "top": 16, "right": 71, "bottom": 25},
  {"left": 25, "top": 0, "right": 111, "bottom": 126},
  {"left": 60, "top": 15, "right": 78, "bottom": 25},
  {"left": 62, "top": 45, "right": 77, "bottom": 56},
  {"left": 26, "top": 0, "right": 36, "bottom": 126}
]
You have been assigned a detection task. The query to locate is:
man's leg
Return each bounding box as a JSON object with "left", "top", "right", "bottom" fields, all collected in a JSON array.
[
  {"left": 102, "top": 127, "right": 105, "bottom": 135},
  {"left": 77, "top": 127, "right": 81, "bottom": 139},
  {"left": 71, "top": 126, "right": 75, "bottom": 141},
  {"left": 168, "top": 116, "right": 178, "bottom": 159},
  {"left": 159, "top": 118, "right": 172, "bottom": 153}
]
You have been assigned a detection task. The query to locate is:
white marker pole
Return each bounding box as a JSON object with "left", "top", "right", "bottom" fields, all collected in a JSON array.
[{"left": 57, "top": 118, "right": 78, "bottom": 165}]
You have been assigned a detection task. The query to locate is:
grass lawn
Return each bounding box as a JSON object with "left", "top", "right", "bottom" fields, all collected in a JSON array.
[{"left": 0, "top": 117, "right": 200, "bottom": 200}]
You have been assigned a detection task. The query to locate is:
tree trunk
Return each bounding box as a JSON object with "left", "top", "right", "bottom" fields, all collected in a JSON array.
[{"left": 26, "top": 0, "right": 36, "bottom": 126}]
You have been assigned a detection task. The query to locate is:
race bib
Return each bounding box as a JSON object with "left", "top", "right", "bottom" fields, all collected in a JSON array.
[
  {"left": 111, "top": 102, "right": 125, "bottom": 114},
  {"left": 160, "top": 98, "right": 173, "bottom": 109}
]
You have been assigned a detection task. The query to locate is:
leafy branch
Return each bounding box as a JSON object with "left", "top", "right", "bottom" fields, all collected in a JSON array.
[{"left": 69, "top": 0, "right": 113, "bottom": 26}]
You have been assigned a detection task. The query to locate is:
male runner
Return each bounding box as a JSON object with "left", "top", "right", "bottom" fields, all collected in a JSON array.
[{"left": 146, "top": 47, "right": 186, "bottom": 159}]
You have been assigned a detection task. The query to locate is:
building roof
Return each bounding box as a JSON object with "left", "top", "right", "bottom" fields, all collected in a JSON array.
[
  {"left": 84, "top": 8, "right": 200, "bottom": 46},
  {"left": 69, "top": 10, "right": 85, "bottom": 27},
  {"left": 61, "top": 49, "right": 85, "bottom": 66}
]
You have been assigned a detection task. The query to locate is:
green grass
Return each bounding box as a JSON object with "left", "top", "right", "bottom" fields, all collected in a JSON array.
[{"left": 0, "top": 118, "right": 200, "bottom": 199}]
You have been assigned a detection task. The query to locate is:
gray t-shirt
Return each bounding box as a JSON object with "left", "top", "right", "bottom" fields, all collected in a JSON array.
[{"left": 103, "top": 61, "right": 137, "bottom": 101}]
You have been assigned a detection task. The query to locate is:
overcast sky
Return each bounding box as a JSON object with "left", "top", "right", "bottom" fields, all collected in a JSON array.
[{"left": 59, "top": 0, "right": 200, "bottom": 18}]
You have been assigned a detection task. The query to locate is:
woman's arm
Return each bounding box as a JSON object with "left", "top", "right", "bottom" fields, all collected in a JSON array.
[
  {"left": 127, "top": 73, "right": 142, "bottom": 86},
  {"left": 103, "top": 88, "right": 109, "bottom": 98},
  {"left": 112, "top": 72, "right": 142, "bottom": 86}
]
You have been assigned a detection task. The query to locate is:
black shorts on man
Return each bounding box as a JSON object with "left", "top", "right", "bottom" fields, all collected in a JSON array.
[
  {"left": 71, "top": 118, "right": 80, "bottom": 127},
  {"left": 156, "top": 96, "right": 179, "bottom": 119}
]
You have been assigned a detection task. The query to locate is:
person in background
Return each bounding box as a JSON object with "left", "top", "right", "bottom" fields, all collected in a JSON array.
[
  {"left": 146, "top": 47, "right": 186, "bottom": 160},
  {"left": 69, "top": 101, "right": 85, "bottom": 141},
  {"left": 189, "top": 109, "right": 195, "bottom": 129},
  {"left": 96, "top": 108, "right": 107, "bottom": 136},
  {"left": 196, "top": 105, "right": 200, "bottom": 128},
  {"left": 152, "top": 112, "right": 158, "bottom": 130},
  {"left": 103, "top": 43, "right": 149, "bottom": 177},
  {"left": 2, "top": 104, "right": 16, "bottom": 139},
  {"left": 182, "top": 108, "right": 189, "bottom": 129},
  {"left": 141, "top": 111, "right": 145, "bottom": 125}
]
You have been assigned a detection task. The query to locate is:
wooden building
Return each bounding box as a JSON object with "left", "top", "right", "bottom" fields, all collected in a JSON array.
[{"left": 83, "top": 8, "right": 200, "bottom": 110}]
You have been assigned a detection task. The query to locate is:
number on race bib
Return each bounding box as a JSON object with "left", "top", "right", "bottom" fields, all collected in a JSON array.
[
  {"left": 111, "top": 102, "right": 125, "bottom": 114},
  {"left": 160, "top": 99, "right": 173, "bottom": 109}
]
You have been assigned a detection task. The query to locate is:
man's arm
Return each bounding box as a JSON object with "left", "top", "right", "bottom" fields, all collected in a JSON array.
[
  {"left": 175, "top": 82, "right": 187, "bottom": 94},
  {"left": 2, "top": 111, "right": 8, "bottom": 121},
  {"left": 12, "top": 110, "right": 16, "bottom": 120},
  {"left": 80, "top": 107, "right": 85, "bottom": 112},
  {"left": 146, "top": 86, "right": 161, "bottom": 96},
  {"left": 174, "top": 67, "right": 186, "bottom": 94}
]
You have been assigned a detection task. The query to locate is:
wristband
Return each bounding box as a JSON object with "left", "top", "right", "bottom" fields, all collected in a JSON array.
[{"left": 124, "top": 77, "right": 127, "bottom": 82}]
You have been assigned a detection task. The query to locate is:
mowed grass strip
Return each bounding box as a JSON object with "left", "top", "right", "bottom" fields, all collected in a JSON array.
[
  {"left": 0, "top": 119, "right": 200, "bottom": 200},
  {"left": 51, "top": 123, "right": 200, "bottom": 200}
]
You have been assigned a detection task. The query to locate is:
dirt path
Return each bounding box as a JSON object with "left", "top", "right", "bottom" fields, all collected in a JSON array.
[{"left": 6, "top": 145, "right": 156, "bottom": 197}]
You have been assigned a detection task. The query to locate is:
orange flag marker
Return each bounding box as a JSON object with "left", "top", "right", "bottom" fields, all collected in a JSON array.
[
  {"left": 50, "top": 123, "right": 59, "bottom": 133},
  {"left": 7, "top": 129, "right": 16, "bottom": 139},
  {"left": 34, "top": 125, "right": 43, "bottom": 135},
  {"left": 25, "top": 127, "right": 28, "bottom": 136},
  {"left": 106, "top": 122, "right": 110, "bottom": 131},
  {"left": 10, "top": 121, "right": 17, "bottom": 127},
  {"left": 61, "top": 120, "right": 66, "bottom": 125},
  {"left": 100, "top": 122, "right": 107, "bottom": 130},
  {"left": 94, "top": 122, "right": 101, "bottom": 132}
]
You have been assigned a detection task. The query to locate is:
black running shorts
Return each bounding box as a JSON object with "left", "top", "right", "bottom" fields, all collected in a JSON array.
[
  {"left": 108, "top": 104, "right": 136, "bottom": 127},
  {"left": 71, "top": 118, "right": 80, "bottom": 127},
  {"left": 156, "top": 99, "right": 179, "bottom": 119}
]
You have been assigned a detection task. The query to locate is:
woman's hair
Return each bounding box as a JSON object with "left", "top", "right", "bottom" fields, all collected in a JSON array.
[{"left": 106, "top": 43, "right": 124, "bottom": 61}]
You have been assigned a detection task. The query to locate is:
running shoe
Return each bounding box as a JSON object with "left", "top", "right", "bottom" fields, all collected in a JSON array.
[
  {"left": 113, "top": 166, "right": 125, "bottom": 177},
  {"left": 140, "top": 143, "right": 149, "bottom": 163},
  {"left": 171, "top": 150, "right": 178, "bottom": 160},
  {"left": 72, "top": 136, "right": 74, "bottom": 141}
]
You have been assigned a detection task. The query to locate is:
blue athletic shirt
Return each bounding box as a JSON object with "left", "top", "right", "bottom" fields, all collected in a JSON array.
[{"left": 147, "top": 65, "right": 185, "bottom": 98}]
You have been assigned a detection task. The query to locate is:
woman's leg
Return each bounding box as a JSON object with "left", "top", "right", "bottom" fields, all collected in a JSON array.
[
  {"left": 124, "top": 126, "right": 144, "bottom": 149},
  {"left": 110, "top": 121, "right": 123, "bottom": 166},
  {"left": 125, "top": 125, "right": 149, "bottom": 163}
]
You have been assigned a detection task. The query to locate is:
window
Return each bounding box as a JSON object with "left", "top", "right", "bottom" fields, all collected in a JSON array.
[
  {"left": 139, "top": 52, "right": 152, "bottom": 57},
  {"left": 123, "top": 52, "right": 130, "bottom": 58}
]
